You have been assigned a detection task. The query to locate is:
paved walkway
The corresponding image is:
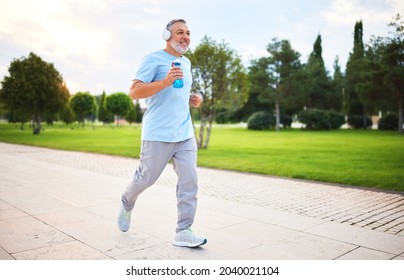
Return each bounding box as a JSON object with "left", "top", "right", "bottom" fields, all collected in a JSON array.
[{"left": 0, "top": 142, "right": 403, "bottom": 260}]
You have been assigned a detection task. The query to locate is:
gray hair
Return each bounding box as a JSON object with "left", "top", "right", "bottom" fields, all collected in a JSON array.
[{"left": 166, "top": 19, "right": 187, "bottom": 31}]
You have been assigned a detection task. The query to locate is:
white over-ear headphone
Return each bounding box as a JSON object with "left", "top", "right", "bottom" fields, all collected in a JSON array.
[{"left": 162, "top": 27, "right": 171, "bottom": 41}]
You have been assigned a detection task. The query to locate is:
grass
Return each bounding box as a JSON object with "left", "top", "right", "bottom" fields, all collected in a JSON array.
[
  {"left": 199, "top": 128, "right": 404, "bottom": 192},
  {"left": 1, "top": 122, "right": 403, "bottom": 192}
]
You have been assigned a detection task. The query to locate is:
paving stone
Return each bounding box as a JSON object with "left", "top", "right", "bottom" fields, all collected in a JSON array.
[
  {"left": 336, "top": 247, "right": 396, "bottom": 260},
  {"left": 305, "top": 221, "right": 404, "bottom": 255},
  {"left": 12, "top": 240, "right": 112, "bottom": 260},
  {"left": 0, "top": 246, "right": 14, "bottom": 260},
  {"left": 1, "top": 142, "right": 403, "bottom": 260},
  {"left": 0, "top": 216, "right": 75, "bottom": 254}
]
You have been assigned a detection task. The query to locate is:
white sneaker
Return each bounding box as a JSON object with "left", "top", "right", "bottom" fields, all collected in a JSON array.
[
  {"left": 172, "top": 228, "right": 207, "bottom": 247},
  {"left": 118, "top": 204, "right": 131, "bottom": 232}
]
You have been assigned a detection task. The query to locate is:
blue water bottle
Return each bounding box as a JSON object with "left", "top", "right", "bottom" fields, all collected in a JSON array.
[{"left": 171, "top": 58, "right": 183, "bottom": 88}]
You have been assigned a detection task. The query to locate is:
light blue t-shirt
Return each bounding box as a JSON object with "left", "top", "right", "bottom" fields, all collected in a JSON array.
[{"left": 134, "top": 50, "right": 194, "bottom": 142}]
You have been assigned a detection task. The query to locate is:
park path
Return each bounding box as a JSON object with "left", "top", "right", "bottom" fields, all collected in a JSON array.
[{"left": 1, "top": 142, "right": 403, "bottom": 260}]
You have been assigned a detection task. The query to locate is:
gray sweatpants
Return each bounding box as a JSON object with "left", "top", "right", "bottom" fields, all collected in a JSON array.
[{"left": 121, "top": 137, "right": 198, "bottom": 233}]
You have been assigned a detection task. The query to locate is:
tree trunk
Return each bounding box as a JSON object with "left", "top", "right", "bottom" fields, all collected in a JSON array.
[
  {"left": 32, "top": 114, "right": 41, "bottom": 135},
  {"left": 197, "top": 110, "right": 216, "bottom": 149},
  {"left": 198, "top": 119, "right": 206, "bottom": 149},
  {"left": 275, "top": 101, "right": 280, "bottom": 131},
  {"left": 363, "top": 114, "right": 367, "bottom": 129},
  {"left": 399, "top": 92, "right": 403, "bottom": 134},
  {"left": 202, "top": 120, "right": 213, "bottom": 149}
]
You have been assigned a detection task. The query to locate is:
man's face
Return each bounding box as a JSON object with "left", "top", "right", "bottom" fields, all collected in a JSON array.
[{"left": 169, "top": 21, "right": 190, "bottom": 54}]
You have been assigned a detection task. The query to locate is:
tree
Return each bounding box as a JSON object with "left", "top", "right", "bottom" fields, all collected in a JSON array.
[
  {"left": 331, "top": 56, "right": 344, "bottom": 113},
  {"left": 355, "top": 43, "right": 385, "bottom": 116},
  {"left": 353, "top": 14, "right": 403, "bottom": 133},
  {"left": 306, "top": 34, "right": 333, "bottom": 109},
  {"left": 345, "top": 21, "right": 366, "bottom": 120},
  {"left": 70, "top": 92, "right": 97, "bottom": 126},
  {"left": 265, "top": 38, "right": 307, "bottom": 130},
  {"left": 133, "top": 101, "right": 143, "bottom": 123},
  {"left": 125, "top": 101, "right": 136, "bottom": 124},
  {"left": 60, "top": 101, "right": 76, "bottom": 126},
  {"left": 0, "top": 52, "right": 70, "bottom": 134},
  {"left": 124, "top": 99, "right": 143, "bottom": 124},
  {"left": 106, "top": 92, "right": 132, "bottom": 126},
  {"left": 98, "top": 91, "right": 113, "bottom": 124},
  {"left": 381, "top": 14, "right": 404, "bottom": 133},
  {"left": 187, "top": 36, "right": 249, "bottom": 148},
  {"left": 4, "top": 108, "right": 31, "bottom": 130},
  {"left": 241, "top": 57, "right": 275, "bottom": 120}
]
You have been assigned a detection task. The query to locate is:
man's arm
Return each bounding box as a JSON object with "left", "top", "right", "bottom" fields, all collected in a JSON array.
[
  {"left": 129, "top": 67, "right": 183, "bottom": 100},
  {"left": 129, "top": 79, "right": 168, "bottom": 100}
]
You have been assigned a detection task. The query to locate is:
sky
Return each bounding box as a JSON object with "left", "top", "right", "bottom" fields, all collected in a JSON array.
[{"left": 0, "top": 0, "right": 403, "bottom": 95}]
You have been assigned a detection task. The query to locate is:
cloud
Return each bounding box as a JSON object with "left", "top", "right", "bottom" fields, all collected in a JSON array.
[
  {"left": 0, "top": 0, "right": 110, "bottom": 67},
  {"left": 0, "top": 0, "right": 147, "bottom": 93},
  {"left": 1, "top": 0, "right": 403, "bottom": 95},
  {"left": 322, "top": 0, "right": 402, "bottom": 28},
  {"left": 318, "top": 0, "right": 403, "bottom": 71}
]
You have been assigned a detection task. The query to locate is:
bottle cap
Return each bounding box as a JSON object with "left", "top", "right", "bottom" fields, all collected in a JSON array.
[{"left": 172, "top": 58, "right": 181, "bottom": 67}]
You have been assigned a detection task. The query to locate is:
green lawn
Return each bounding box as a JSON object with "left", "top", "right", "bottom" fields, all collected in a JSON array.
[{"left": 1, "top": 123, "right": 403, "bottom": 192}]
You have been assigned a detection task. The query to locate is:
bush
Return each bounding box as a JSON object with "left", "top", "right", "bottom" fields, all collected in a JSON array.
[
  {"left": 328, "top": 111, "right": 345, "bottom": 129},
  {"left": 247, "top": 111, "right": 273, "bottom": 130},
  {"left": 348, "top": 115, "right": 372, "bottom": 129},
  {"left": 298, "top": 109, "right": 345, "bottom": 130},
  {"left": 299, "top": 109, "right": 330, "bottom": 130},
  {"left": 281, "top": 114, "right": 293, "bottom": 128},
  {"left": 378, "top": 113, "right": 398, "bottom": 130},
  {"left": 215, "top": 109, "right": 229, "bottom": 124}
]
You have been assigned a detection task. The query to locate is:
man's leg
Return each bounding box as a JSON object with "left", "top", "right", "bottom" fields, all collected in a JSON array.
[
  {"left": 121, "top": 141, "right": 174, "bottom": 209},
  {"left": 171, "top": 138, "right": 198, "bottom": 232},
  {"left": 171, "top": 138, "right": 206, "bottom": 247},
  {"left": 119, "top": 141, "right": 174, "bottom": 231}
]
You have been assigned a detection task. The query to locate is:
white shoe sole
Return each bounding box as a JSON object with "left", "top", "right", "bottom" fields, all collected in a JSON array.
[{"left": 172, "top": 239, "right": 207, "bottom": 248}]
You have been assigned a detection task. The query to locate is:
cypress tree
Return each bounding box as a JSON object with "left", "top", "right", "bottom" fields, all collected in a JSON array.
[
  {"left": 306, "top": 34, "right": 332, "bottom": 109},
  {"left": 98, "top": 91, "right": 113, "bottom": 124},
  {"left": 345, "top": 21, "right": 365, "bottom": 116}
]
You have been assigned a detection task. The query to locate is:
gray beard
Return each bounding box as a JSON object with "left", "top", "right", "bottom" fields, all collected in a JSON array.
[{"left": 170, "top": 40, "right": 189, "bottom": 54}]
